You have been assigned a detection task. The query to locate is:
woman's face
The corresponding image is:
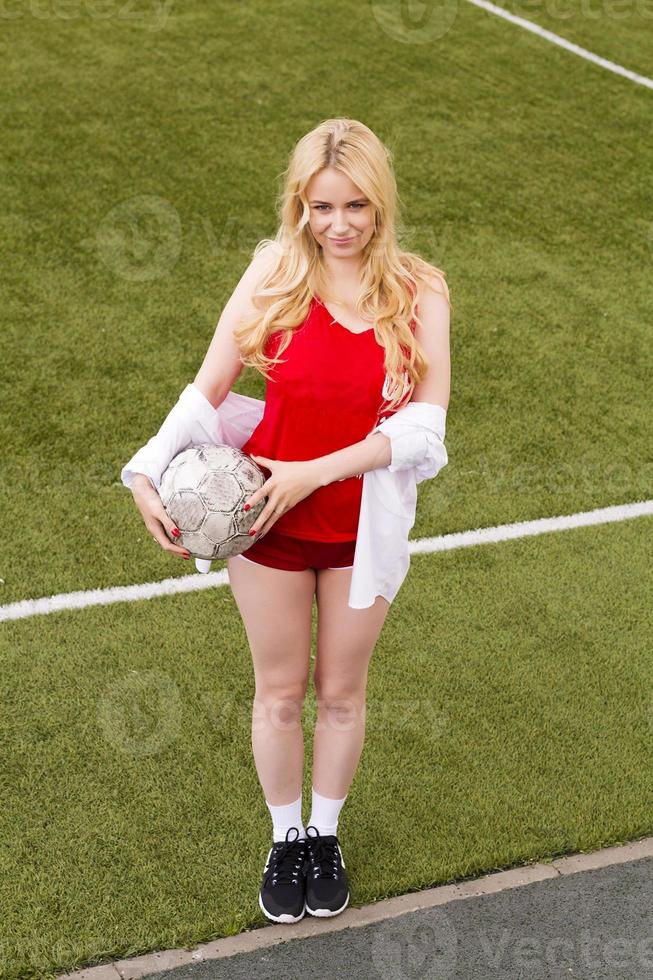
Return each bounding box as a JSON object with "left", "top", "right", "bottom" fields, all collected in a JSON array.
[{"left": 306, "top": 167, "right": 376, "bottom": 260}]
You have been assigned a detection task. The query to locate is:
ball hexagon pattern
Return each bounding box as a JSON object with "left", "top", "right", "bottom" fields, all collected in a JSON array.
[{"left": 159, "top": 444, "right": 267, "bottom": 560}]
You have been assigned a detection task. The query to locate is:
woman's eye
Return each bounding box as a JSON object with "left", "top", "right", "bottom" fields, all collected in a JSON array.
[{"left": 314, "top": 203, "right": 365, "bottom": 211}]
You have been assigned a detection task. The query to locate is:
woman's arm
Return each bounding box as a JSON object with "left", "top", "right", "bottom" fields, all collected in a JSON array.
[
  {"left": 409, "top": 277, "right": 451, "bottom": 409},
  {"left": 121, "top": 243, "right": 280, "bottom": 490},
  {"left": 193, "top": 242, "right": 281, "bottom": 408}
]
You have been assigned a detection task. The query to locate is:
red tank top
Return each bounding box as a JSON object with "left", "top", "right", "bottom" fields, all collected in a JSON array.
[{"left": 240, "top": 295, "right": 416, "bottom": 542}]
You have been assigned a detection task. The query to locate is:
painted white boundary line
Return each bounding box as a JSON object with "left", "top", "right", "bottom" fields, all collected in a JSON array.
[
  {"left": 2, "top": 500, "right": 651, "bottom": 624},
  {"left": 465, "top": 0, "right": 653, "bottom": 90},
  {"left": 409, "top": 499, "right": 653, "bottom": 552}
]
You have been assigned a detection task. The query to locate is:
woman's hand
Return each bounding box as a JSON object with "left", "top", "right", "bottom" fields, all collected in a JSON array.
[
  {"left": 244, "top": 455, "right": 324, "bottom": 539},
  {"left": 131, "top": 473, "right": 191, "bottom": 560}
]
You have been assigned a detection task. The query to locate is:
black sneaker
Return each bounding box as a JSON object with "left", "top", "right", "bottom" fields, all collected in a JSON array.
[
  {"left": 303, "top": 824, "right": 350, "bottom": 917},
  {"left": 258, "top": 826, "right": 307, "bottom": 924}
]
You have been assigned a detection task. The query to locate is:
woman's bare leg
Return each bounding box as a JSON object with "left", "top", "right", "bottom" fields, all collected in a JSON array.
[
  {"left": 226, "top": 555, "right": 316, "bottom": 804},
  {"left": 312, "top": 566, "right": 390, "bottom": 799}
]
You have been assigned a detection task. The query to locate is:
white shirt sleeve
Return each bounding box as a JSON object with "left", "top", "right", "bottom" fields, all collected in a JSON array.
[
  {"left": 371, "top": 402, "right": 448, "bottom": 482},
  {"left": 120, "top": 383, "right": 221, "bottom": 491}
]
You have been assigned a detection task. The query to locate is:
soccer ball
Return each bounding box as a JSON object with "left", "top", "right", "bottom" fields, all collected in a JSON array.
[{"left": 158, "top": 444, "right": 267, "bottom": 560}]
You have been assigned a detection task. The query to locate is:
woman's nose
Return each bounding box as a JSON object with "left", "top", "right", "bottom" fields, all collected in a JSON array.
[{"left": 331, "top": 212, "right": 350, "bottom": 232}]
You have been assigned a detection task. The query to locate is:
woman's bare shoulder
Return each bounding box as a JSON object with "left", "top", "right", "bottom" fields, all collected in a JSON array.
[{"left": 416, "top": 270, "right": 450, "bottom": 308}]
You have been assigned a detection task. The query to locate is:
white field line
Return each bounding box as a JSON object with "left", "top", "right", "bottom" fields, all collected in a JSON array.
[
  {"left": 1, "top": 500, "right": 651, "bottom": 624},
  {"left": 464, "top": 0, "right": 653, "bottom": 90}
]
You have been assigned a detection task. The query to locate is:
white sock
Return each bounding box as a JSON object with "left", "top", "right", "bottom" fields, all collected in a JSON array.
[
  {"left": 265, "top": 794, "right": 306, "bottom": 843},
  {"left": 307, "top": 787, "right": 348, "bottom": 837}
]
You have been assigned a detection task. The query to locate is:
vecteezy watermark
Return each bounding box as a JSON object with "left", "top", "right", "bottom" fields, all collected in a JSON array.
[
  {"left": 3, "top": 455, "right": 648, "bottom": 524},
  {"left": 0, "top": 0, "right": 175, "bottom": 31},
  {"left": 406, "top": 454, "right": 653, "bottom": 525},
  {"left": 86, "top": 195, "right": 453, "bottom": 286},
  {"left": 447, "top": 455, "right": 653, "bottom": 502},
  {"left": 247, "top": 695, "right": 451, "bottom": 737},
  {"left": 494, "top": 0, "right": 653, "bottom": 20},
  {"left": 97, "top": 669, "right": 183, "bottom": 756},
  {"left": 362, "top": 219, "right": 454, "bottom": 269},
  {"left": 368, "top": 916, "right": 653, "bottom": 977},
  {"left": 194, "top": 691, "right": 451, "bottom": 739},
  {"left": 82, "top": 197, "right": 266, "bottom": 283},
  {"left": 201, "top": 212, "right": 261, "bottom": 257},
  {"left": 369, "top": 0, "right": 460, "bottom": 43},
  {"left": 94, "top": 194, "right": 182, "bottom": 281},
  {"left": 364, "top": 697, "right": 450, "bottom": 738},
  {"left": 370, "top": 911, "right": 459, "bottom": 978},
  {"left": 477, "top": 928, "right": 653, "bottom": 973}
]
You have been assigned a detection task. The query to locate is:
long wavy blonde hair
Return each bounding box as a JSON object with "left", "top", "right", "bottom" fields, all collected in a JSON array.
[{"left": 233, "top": 117, "right": 452, "bottom": 413}]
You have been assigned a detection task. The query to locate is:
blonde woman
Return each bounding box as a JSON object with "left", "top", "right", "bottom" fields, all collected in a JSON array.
[{"left": 129, "top": 117, "right": 451, "bottom": 924}]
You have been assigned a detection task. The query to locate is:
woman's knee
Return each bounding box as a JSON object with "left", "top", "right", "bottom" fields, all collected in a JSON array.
[
  {"left": 313, "top": 663, "right": 369, "bottom": 726},
  {"left": 253, "top": 681, "right": 308, "bottom": 731},
  {"left": 314, "top": 689, "right": 366, "bottom": 732},
  {"left": 314, "top": 680, "right": 366, "bottom": 707},
  {"left": 313, "top": 650, "right": 372, "bottom": 704},
  {"left": 255, "top": 677, "right": 309, "bottom": 706}
]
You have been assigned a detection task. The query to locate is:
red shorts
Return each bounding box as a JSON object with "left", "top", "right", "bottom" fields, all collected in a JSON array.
[{"left": 236, "top": 527, "right": 356, "bottom": 572}]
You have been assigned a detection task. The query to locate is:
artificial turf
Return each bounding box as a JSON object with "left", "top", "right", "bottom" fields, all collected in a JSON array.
[{"left": 1, "top": 0, "right": 651, "bottom": 975}]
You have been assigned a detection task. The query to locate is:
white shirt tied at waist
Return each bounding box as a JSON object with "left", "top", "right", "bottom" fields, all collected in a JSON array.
[{"left": 120, "top": 384, "right": 448, "bottom": 609}]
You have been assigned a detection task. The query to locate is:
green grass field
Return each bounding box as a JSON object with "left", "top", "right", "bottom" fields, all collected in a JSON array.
[{"left": 1, "top": 1, "right": 652, "bottom": 976}]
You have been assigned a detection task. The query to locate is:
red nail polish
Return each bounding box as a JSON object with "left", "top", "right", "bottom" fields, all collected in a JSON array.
[
  {"left": 243, "top": 504, "right": 251, "bottom": 511},
  {"left": 249, "top": 529, "right": 256, "bottom": 536},
  {"left": 172, "top": 528, "right": 180, "bottom": 537}
]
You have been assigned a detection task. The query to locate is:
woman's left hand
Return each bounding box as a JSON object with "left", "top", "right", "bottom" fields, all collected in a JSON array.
[{"left": 244, "top": 455, "right": 324, "bottom": 538}]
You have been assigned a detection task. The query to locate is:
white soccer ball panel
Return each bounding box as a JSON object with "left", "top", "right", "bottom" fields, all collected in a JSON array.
[
  {"left": 166, "top": 490, "right": 207, "bottom": 532},
  {"left": 172, "top": 455, "right": 208, "bottom": 492},
  {"left": 179, "top": 528, "right": 216, "bottom": 560},
  {"left": 198, "top": 471, "right": 243, "bottom": 511}
]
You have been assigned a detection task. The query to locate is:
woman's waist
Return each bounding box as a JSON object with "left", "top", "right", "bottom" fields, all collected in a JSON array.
[{"left": 271, "top": 478, "right": 363, "bottom": 542}]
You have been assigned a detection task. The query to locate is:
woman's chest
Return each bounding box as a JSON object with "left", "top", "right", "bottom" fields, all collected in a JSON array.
[
  {"left": 319, "top": 299, "right": 375, "bottom": 335},
  {"left": 265, "top": 315, "right": 388, "bottom": 419}
]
